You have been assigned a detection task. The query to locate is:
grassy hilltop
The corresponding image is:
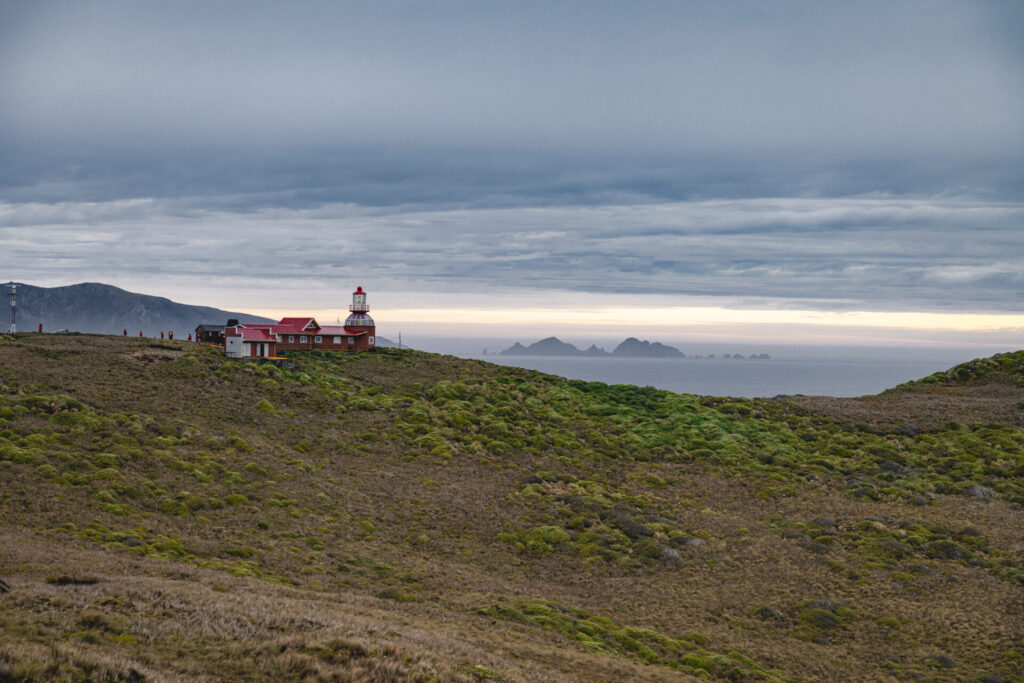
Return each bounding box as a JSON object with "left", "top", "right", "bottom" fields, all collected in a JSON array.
[{"left": 1, "top": 334, "right": 1022, "bottom": 682}]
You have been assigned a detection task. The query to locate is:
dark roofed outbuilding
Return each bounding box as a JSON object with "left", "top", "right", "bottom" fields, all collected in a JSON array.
[{"left": 196, "top": 324, "right": 226, "bottom": 344}]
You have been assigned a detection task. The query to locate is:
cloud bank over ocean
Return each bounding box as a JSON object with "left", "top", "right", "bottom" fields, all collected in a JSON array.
[
  {"left": 3, "top": 195, "right": 1022, "bottom": 314},
  {"left": 1, "top": 1, "right": 1022, "bottom": 337}
]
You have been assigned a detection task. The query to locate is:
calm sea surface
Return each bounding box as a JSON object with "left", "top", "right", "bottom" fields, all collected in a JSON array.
[
  {"left": 461, "top": 355, "right": 956, "bottom": 398},
  {"left": 403, "top": 338, "right": 1007, "bottom": 398}
]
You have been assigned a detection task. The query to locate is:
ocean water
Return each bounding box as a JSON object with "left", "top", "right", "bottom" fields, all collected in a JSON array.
[
  {"left": 401, "top": 338, "right": 1006, "bottom": 397},
  {"left": 461, "top": 355, "right": 954, "bottom": 398}
]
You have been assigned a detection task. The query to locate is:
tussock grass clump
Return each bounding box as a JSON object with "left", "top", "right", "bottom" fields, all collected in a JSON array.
[
  {"left": 0, "top": 642, "right": 145, "bottom": 683},
  {"left": 477, "top": 599, "right": 786, "bottom": 680}
]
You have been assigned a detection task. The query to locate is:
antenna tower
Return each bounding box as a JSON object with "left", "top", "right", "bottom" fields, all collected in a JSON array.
[{"left": 7, "top": 283, "right": 15, "bottom": 334}]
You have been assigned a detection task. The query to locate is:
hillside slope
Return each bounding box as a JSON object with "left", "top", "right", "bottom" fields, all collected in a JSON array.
[
  {"left": 0, "top": 282, "right": 274, "bottom": 335},
  {"left": 0, "top": 334, "right": 1022, "bottom": 681},
  {"left": 792, "top": 350, "right": 1024, "bottom": 431}
]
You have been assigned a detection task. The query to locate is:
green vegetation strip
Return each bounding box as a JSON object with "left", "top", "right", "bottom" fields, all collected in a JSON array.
[
  {"left": 1, "top": 346, "right": 1023, "bottom": 581},
  {"left": 475, "top": 599, "right": 787, "bottom": 680}
]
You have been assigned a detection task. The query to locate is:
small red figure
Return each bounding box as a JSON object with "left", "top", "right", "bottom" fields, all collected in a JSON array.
[
  {"left": 38, "top": 324, "right": 43, "bottom": 333},
  {"left": 138, "top": 331, "right": 142, "bottom": 336},
  {"left": 123, "top": 329, "right": 127, "bottom": 336},
  {"left": 187, "top": 333, "right": 192, "bottom": 341},
  {"left": 160, "top": 332, "right": 164, "bottom": 339}
]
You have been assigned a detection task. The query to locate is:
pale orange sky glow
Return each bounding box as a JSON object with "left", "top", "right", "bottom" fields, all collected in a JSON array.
[{"left": 239, "top": 302, "right": 1024, "bottom": 348}]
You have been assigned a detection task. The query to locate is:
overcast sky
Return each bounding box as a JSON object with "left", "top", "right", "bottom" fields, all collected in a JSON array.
[{"left": 1, "top": 1, "right": 1022, "bottom": 343}]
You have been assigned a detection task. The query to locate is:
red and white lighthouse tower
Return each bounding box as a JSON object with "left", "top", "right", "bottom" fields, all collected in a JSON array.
[{"left": 344, "top": 286, "right": 376, "bottom": 350}]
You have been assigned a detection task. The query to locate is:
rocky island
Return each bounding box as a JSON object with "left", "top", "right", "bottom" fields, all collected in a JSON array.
[{"left": 499, "top": 336, "right": 771, "bottom": 359}]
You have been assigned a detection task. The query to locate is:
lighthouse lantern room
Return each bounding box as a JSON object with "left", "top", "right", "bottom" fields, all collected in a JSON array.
[{"left": 349, "top": 286, "right": 370, "bottom": 313}]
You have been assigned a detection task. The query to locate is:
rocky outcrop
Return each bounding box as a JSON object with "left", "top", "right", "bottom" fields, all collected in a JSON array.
[
  {"left": 611, "top": 338, "right": 684, "bottom": 358},
  {"left": 501, "top": 337, "right": 582, "bottom": 356}
]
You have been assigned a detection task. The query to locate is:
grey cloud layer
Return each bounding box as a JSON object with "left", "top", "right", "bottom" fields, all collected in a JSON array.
[
  {"left": 3, "top": 2, "right": 1020, "bottom": 154},
  {"left": 1, "top": 1, "right": 1021, "bottom": 315},
  {"left": 1, "top": 1, "right": 1022, "bottom": 206},
  {"left": 2, "top": 197, "right": 1021, "bottom": 312}
]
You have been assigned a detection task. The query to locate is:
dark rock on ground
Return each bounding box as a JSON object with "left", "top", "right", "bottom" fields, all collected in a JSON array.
[
  {"left": 602, "top": 509, "right": 652, "bottom": 539},
  {"left": 807, "top": 599, "right": 838, "bottom": 612},
  {"left": 660, "top": 547, "right": 683, "bottom": 562},
  {"left": 966, "top": 485, "right": 996, "bottom": 501},
  {"left": 927, "top": 654, "right": 957, "bottom": 668},
  {"left": 756, "top": 606, "right": 786, "bottom": 621}
]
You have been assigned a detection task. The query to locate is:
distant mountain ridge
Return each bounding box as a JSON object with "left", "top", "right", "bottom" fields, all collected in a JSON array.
[
  {"left": 499, "top": 336, "right": 771, "bottom": 359},
  {"left": 501, "top": 337, "right": 607, "bottom": 356},
  {"left": 500, "top": 336, "right": 685, "bottom": 358},
  {"left": 0, "top": 282, "right": 274, "bottom": 336}
]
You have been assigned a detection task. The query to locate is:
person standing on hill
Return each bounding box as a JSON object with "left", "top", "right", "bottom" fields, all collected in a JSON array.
[
  {"left": 38, "top": 324, "right": 42, "bottom": 333},
  {"left": 160, "top": 331, "right": 164, "bottom": 339},
  {"left": 168, "top": 331, "right": 173, "bottom": 340},
  {"left": 123, "top": 329, "right": 127, "bottom": 336}
]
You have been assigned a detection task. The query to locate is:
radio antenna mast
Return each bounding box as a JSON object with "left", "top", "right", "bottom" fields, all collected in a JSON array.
[{"left": 7, "top": 283, "right": 15, "bottom": 334}]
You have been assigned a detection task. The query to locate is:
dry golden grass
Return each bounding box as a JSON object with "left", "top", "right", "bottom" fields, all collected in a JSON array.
[{"left": 0, "top": 526, "right": 679, "bottom": 682}]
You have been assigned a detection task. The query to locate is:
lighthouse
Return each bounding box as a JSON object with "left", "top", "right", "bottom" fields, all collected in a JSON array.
[{"left": 344, "top": 286, "right": 376, "bottom": 350}]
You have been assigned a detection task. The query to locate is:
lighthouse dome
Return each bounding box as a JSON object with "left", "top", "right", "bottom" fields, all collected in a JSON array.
[{"left": 344, "top": 312, "right": 375, "bottom": 327}]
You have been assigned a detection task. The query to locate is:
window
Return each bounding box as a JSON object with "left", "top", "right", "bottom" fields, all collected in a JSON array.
[
  {"left": 288, "top": 335, "right": 295, "bottom": 343},
  {"left": 369, "top": 336, "right": 375, "bottom": 345},
  {"left": 314, "top": 335, "right": 322, "bottom": 343},
  {"left": 333, "top": 336, "right": 341, "bottom": 344},
  {"left": 300, "top": 335, "right": 307, "bottom": 343}
]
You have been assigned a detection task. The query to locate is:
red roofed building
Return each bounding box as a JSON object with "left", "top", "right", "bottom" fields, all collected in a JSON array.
[
  {"left": 224, "top": 327, "right": 278, "bottom": 358},
  {"left": 223, "top": 286, "right": 376, "bottom": 357}
]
